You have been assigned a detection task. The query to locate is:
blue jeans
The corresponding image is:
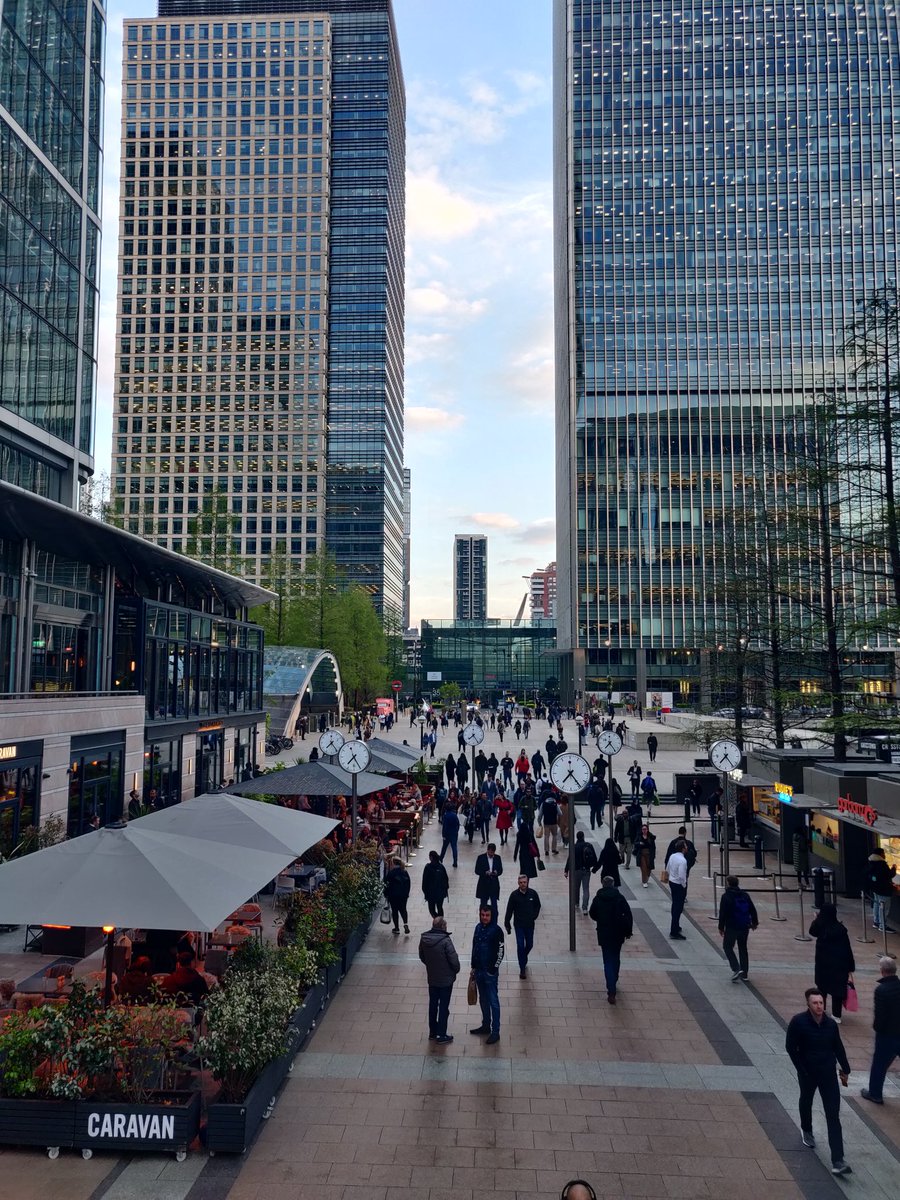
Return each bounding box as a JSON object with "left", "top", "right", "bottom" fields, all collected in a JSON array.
[
  {"left": 428, "top": 984, "right": 453, "bottom": 1039},
  {"left": 474, "top": 969, "right": 500, "bottom": 1034},
  {"left": 868, "top": 1032, "right": 900, "bottom": 1101},
  {"left": 440, "top": 835, "right": 458, "bottom": 867},
  {"left": 514, "top": 924, "right": 534, "bottom": 971},
  {"left": 873, "top": 894, "right": 888, "bottom": 931},
  {"left": 600, "top": 943, "right": 621, "bottom": 995}
]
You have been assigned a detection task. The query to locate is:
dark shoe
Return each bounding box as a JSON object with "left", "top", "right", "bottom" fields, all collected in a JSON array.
[
  {"left": 801, "top": 1131, "right": 815, "bottom": 1149},
  {"left": 428, "top": 1033, "right": 438, "bottom": 1040},
  {"left": 403, "top": 924, "right": 410, "bottom": 934},
  {"left": 731, "top": 970, "right": 742, "bottom": 982},
  {"left": 519, "top": 969, "right": 527, "bottom": 979},
  {"left": 670, "top": 933, "right": 686, "bottom": 940},
  {"left": 607, "top": 992, "right": 616, "bottom": 1004},
  {"left": 740, "top": 973, "right": 749, "bottom": 981},
  {"left": 831, "top": 1161, "right": 852, "bottom": 1177},
  {"left": 485, "top": 1032, "right": 500, "bottom": 1045},
  {"left": 435, "top": 1034, "right": 454, "bottom": 1044},
  {"left": 861, "top": 1088, "right": 884, "bottom": 1105},
  {"left": 469, "top": 1026, "right": 489, "bottom": 1035},
  {"left": 392, "top": 928, "right": 400, "bottom": 935},
  {"left": 452, "top": 863, "right": 457, "bottom": 868}
]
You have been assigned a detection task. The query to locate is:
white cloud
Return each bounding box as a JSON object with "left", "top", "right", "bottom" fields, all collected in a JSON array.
[
  {"left": 405, "top": 332, "right": 452, "bottom": 364},
  {"left": 465, "top": 512, "right": 520, "bottom": 530},
  {"left": 407, "top": 282, "right": 488, "bottom": 322},
  {"left": 407, "top": 170, "right": 491, "bottom": 241},
  {"left": 405, "top": 406, "right": 466, "bottom": 432},
  {"left": 512, "top": 518, "right": 556, "bottom": 545}
]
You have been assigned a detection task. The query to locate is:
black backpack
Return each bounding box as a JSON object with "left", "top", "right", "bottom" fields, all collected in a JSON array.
[
  {"left": 582, "top": 842, "right": 598, "bottom": 871},
  {"left": 542, "top": 798, "right": 559, "bottom": 824}
]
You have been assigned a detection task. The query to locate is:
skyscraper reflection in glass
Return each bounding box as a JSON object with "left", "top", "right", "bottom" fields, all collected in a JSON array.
[
  {"left": 553, "top": 0, "right": 900, "bottom": 703},
  {"left": 0, "top": 0, "right": 105, "bottom": 505}
]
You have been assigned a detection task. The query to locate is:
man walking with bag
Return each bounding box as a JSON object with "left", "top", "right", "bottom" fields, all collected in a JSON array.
[
  {"left": 718, "top": 874, "right": 758, "bottom": 981},
  {"left": 539, "top": 787, "right": 561, "bottom": 855},
  {"left": 504, "top": 874, "right": 542, "bottom": 978},
  {"left": 470, "top": 906, "right": 504, "bottom": 1044},
  {"left": 418, "top": 916, "right": 460, "bottom": 1044}
]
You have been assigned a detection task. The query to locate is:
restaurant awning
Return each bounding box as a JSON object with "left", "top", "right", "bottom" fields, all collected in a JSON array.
[
  {"left": 818, "top": 807, "right": 900, "bottom": 838},
  {"left": 775, "top": 792, "right": 831, "bottom": 810},
  {"left": 228, "top": 761, "right": 392, "bottom": 798}
]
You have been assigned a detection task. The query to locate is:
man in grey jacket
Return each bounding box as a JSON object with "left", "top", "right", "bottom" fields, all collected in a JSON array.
[{"left": 418, "top": 916, "right": 461, "bottom": 1044}]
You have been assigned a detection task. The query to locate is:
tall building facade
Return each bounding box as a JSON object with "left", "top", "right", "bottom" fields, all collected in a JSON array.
[
  {"left": 529, "top": 562, "right": 557, "bottom": 622},
  {"left": 113, "top": 0, "right": 405, "bottom": 613},
  {"left": 0, "top": 0, "right": 104, "bottom": 505},
  {"left": 402, "top": 466, "right": 411, "bottom": 630},
  {"left": 554, "top": 0, "right": 900, "bottom": 704},
  {"left": 453, "top": 534, "right": 487, "bottom": 622}
]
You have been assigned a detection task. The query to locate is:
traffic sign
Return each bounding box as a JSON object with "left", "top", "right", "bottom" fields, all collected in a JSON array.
[{"left": 390, "top": 680, "right": 402, "bottom": 691}]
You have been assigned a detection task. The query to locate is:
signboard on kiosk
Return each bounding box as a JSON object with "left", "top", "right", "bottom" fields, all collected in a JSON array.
[{"left": 837, "top": 794, "right": 878, "bottom": 826}]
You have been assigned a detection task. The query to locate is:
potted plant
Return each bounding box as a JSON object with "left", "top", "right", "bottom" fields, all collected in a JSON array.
[
  {"left": 0, "top": 1005, "right": 77, "bottom": 1157},
  {"left": 201, "top": 964, "right": 299, "bottom": 1153}
]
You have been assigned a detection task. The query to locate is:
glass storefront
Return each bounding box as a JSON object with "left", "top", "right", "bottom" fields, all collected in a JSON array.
[
  {"left": 142, "top": 738, "right": 181, "bottom": 807},
  {"left": 751, "top": 785, "right": 782, "bottom": 831},
  {"left": 234, "top": 725, "right": 257, "bottom": 783},
  {"left": 878, "top": 835, "right": 900, "bottom": 875},
  {"left": 0, "top": 741, "right": 41, "bottom": 858},
  {"left": 420, "top": 620, "right": 558, "bottom": 701},
  {"left": 198, "top": 729, "right": 223, "bottom": 794},
  {"left": 67, "top": 735, "right": 124, "bottom": 837}
]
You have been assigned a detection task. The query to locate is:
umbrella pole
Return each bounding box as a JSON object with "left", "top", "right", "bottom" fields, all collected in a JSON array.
[{"left": 102, "top": 926, "right": 115, "bottom": 1008}]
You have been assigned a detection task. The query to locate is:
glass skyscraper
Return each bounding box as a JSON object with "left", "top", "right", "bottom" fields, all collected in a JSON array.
[
  {"left": 554, "top": 0, "right": 900, "bottom": 704},
  {"left": 114, "top": 0, "right": 405, "bottom": 614},
  {"left": 0, "top": 0, "right": 104, "bottom": 506}
]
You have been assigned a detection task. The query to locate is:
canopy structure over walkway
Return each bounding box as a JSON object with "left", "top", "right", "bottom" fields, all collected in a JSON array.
[{"left": 262, "top": 647, "right": 343, "bottom": 737}]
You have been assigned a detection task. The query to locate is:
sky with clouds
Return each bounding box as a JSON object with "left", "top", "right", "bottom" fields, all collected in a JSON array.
[{"left": 95, "top": 0, "right": 555, "bottom": 627}]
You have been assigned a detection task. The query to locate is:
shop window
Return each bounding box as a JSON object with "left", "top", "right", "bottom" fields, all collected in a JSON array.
[
  {"left": 67, "top": 738, "right": 125, "bottom": 837},
  {"left": 0, "top": 754, "right": 41, "bottom": 858}
]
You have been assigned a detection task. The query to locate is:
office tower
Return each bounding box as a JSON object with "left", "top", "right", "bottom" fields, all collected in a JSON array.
[
  {"left": 453, "top": 534, "right": 487, "bottom": 622},
  {"left": 114, "top": 0, "right": 405, "bottom": 613},
  {"left": 553, "top": 0, "right": 900, "bottom": 704},
  {"left": 529, "top": 562, "right": 557, "bottom": 622},
  {"left": 0, "top": 0, "right": 104, "bottom": 506},
  {"left": 402, "top": 466, "right": 411, "bottom": 630}
]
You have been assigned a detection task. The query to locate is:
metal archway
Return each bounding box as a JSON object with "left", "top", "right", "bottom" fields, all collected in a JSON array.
[{"left": 262, "top": 647, "right": 344, "bottom": 738}]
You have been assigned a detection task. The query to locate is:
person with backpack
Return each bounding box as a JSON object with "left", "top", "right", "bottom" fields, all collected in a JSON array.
[
  {"left": 564, "top": 830, "right": 600, "bottom": 913},
  {"left": 640, "top": 770, "right": 658, "bottom": 813},
  {"left": 665, "top": 826, "right": 697, "bottom": 875},
  {"left": 589, "top": 875, "right": 634, "bottom": 1004},
  {"left": 539, "top": 787, "right": 561, "bottom": 855},
  {"left": 718, "top": 874, "right": 759, "bottom": 981}
]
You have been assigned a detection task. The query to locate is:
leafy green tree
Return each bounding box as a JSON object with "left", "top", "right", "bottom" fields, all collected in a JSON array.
[{"left": 439, "top": 681, "right": 462, "bottom": 705}]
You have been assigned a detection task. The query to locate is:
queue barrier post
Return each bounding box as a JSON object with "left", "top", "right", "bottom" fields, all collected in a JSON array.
[
  {"left": 794, "top": 885, "right": 812, "bottom": 942},
  {"left": 857, "top": 893, "right": 875, "bottom": 945},
  {"left": 770, "top": 873, "right": 787, "bottom": 922}
]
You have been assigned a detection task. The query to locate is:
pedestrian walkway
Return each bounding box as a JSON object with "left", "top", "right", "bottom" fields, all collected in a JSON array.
[{"left": 4, "top": 712, "right": 899, "bottom": 1199}]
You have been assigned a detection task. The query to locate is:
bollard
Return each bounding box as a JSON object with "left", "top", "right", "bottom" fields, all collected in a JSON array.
[
  {"left": 709, "top": 871, "right": 719, "bottom": 920},
  {"left": 794, "top": 886, "right": 812, "bottom": 942},
  {"left": 704, "top": 839, "right": 713, "bottom": 881},
  {"left": 857, "top": 893, "right": 875, "bottom": 943},
  {"left": 770, "top": 873, "right": 787, "bottom": 922}
]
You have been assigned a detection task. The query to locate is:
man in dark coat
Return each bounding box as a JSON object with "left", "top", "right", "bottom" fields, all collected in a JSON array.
[
  {"left": 785, "top": 987, "right": 852, "bottom": 1175},
  {"left": 862, "top": 956, "right": 900, "bottom": 1104},
  {"left": 504, "top": 873, "right": 542, "bottom": 979},
  {"left": 470, "top": 907, "right": 504, "bottom": 1044},
  {"left": 418, "top": 916, "right": 460, "bottom": 1043},
  {"left": 440, "top": 805, "right": 460, "bottom": 868},
  {"left": 421, "top": 850, "right": 450, "bottom": 918},
  {"left": 474, "top": 842, "right": 503, "bottom": 921},
  {"left": 718, "top": 874, "right": 759, "bottom": 981},
  {"left": 589, "top": 876, "right": 633, "bottom": 1004},
  {"left": 530, "top": 748, "right": 545, "bottom": 782},
  {"left": 646, "top": 733, "right": 658, "bottom": 762}
]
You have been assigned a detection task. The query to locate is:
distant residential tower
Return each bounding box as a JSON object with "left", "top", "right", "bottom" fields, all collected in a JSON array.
[{"left": 453, "top": 534, "right": 487, "bottom": 622}]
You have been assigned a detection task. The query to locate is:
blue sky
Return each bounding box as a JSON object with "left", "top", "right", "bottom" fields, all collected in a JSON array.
[{"left": 96, "top": 1, "right": 556, "bottom": 626}]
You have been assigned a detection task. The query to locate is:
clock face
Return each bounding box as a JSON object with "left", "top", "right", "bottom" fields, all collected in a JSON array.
[
  {"left": 462, "top": 722, "right": 485, "bottom": 747},
  {"left": 319, "top": 729, "right": 346, "bottom": 756},
  {"left": 709, "top": 739, "right": 741, "bottom": 772},
  {"left": 338, "top": 740, "right": 371, "bottom": 774},
  {"left": 549, "top": 752, "right": 592, "bottom": 794},
  {"left": 596, "top": 730, "right": 623, "bottom": 756}
]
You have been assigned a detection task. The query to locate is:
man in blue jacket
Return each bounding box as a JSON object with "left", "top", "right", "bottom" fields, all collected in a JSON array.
[
  {"left": 440, "top": 804, "right": 460, "bottom": 868},
  {"left": 470, "top": 906, "right": 504, "bottom": 1044}
]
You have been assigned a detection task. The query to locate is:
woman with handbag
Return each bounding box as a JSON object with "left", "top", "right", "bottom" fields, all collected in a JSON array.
[
  {"left": 598, "top": 836, "right": 623, "bottom": 888},
  {"left": 513, "top": 819, "right": 540, "bottom": 878},
  {"left": 632, "top": 824, "right": 656, "bottom": 887},
  {"left": 383, "top": 856, "right": 411, "bottom": 935},
  {"left": 809, "top": 902, "right": 855, "bottom": 1022}
]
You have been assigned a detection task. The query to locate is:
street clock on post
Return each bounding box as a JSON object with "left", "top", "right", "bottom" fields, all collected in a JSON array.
[
  {"left": 462, "top": 723, "right": 485, "bottom": 748},
  {"left": 549, "top": 752, "right": 592, "bottom": 794},
  {"left": 596, "top": 730, "right": 623, "bottom": 757},
  {"left": 318, "top": 728, "right": 345, "bottom": 757},
  {"left": 709, "top": 739, "right": 741, "bottom": 773},
  {"left": 338, "top": 740, "right": 371, "bottom": 774}
]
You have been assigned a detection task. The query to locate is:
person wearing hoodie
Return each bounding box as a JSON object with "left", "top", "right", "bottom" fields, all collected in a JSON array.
[
  {"left": 598, "top": 836, "right": 623, "bottom": 887},
  {"left": 383, "top": 856, "right": 411, "bottom": 935},
  {"left": 589, "top": 875, "right": 634, "bottom": 1003},
  {"left": 421, "top": 850, "right": 450, "bottom": 918},
  {"left": 865, "top": 847, "right": 897, "bottom": 933},
  {"left": 809, "top": 903, "right": 856, "bottom": 1022},
  {"left": 418, "top": 916, "right": 461, "bottom": 1044}
]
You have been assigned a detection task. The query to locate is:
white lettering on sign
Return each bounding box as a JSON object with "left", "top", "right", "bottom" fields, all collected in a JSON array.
[
  {"left": 0, "top": 746, "right": 17, "bottom": 761},
  {"left": 86, "top": 1112, "right": 175, "bottom": 1140}
]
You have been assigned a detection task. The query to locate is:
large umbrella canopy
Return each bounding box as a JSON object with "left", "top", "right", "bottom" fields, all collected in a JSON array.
[
  {"left": 228, "top": 761, "right": 391, "bottom": 798},
  {"left": 366, "top": 750, "right": 414, "bottom": 774},
  {"left": 0, "top": 816, "right": 332, "bottom": 931},
  {"left": 367, "top": 737, "right": 420, "bottom": 764},
  {"left": 138, "top": 792, "right": 336, "bottom": 859}
]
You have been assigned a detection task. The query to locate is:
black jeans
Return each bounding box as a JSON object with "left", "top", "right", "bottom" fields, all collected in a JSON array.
[
  {"left": 723, "top": 927, "right": 749, "bottom": 975},
  {"left": 669, "top": 882, "right": 686, "bottom": 934},
  {"left": 426, "top": 897, "right": 444, "bottom": 918},
  {"left": 798, "top": 1070, "right": 844, "bottom": 1164},
  {"left": 428, "top": 984, "right": 453, "bottom": 1038},
  {"left": 388, "top": 899, "right": 408, "bottom": 930}
]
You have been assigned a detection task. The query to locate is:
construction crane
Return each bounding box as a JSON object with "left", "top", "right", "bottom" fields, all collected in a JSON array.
[{"left": 513, "top": 592, "right": 528, "bottom": 626}]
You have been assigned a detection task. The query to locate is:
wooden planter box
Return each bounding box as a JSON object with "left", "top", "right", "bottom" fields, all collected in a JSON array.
[
  {"left": 289, "top": 982, "right": 326, "bottom": 1043},
  {"left": 74, "top": 1091, "right": 201, "bottom": 1160},
  {"left": 0, "top": 1096, "right": 76, "bottom": 1157},
  {"left": 206, "top": 1028, "right": 299, "bottom": 1155}
]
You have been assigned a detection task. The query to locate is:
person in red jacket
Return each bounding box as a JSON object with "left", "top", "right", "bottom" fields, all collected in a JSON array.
[
  {"left": 514, "top": 750, "right": 530, "bottom": 783},
  {"left": 495, "top": 794, "right": 514, "bottom": 845}
]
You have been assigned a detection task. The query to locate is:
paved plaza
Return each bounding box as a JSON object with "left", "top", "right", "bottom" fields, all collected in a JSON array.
[{"left": 2, "top": 714, "right": 900, "bottom": 1199}]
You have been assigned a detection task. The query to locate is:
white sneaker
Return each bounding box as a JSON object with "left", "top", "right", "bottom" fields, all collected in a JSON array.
[
  {"left": 832, "top": 1016, "right": 842, "bottom": 1024},
  {"left": 642, "top": 882, "right": 648, "bottom": 888}
]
